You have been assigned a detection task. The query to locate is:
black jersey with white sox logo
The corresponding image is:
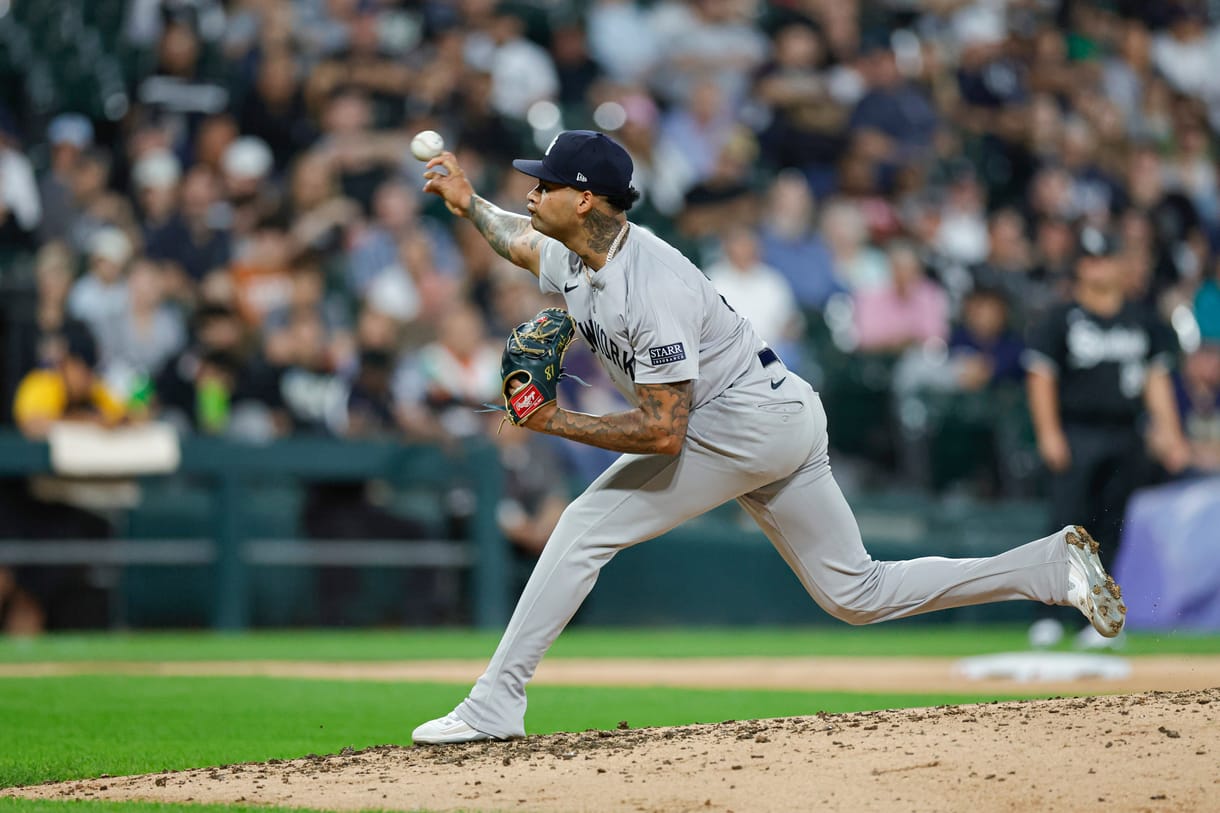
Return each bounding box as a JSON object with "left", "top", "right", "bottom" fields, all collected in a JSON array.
[
  {"left": 1023, "top": 300, "right": 1177, "bottom": 425},
  {"left": 538, "top": 226, "right": 761, "bottom": 409}
]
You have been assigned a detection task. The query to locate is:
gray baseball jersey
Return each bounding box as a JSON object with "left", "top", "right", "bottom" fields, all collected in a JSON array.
[
  {"left": 537, "top": 225, "right": 759, "bottom": 409},
  {"left": 452, "top": 223, "right": 1079, "bottom": 739}
]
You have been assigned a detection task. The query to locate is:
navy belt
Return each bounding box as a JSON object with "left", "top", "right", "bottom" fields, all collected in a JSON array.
[{"left": 758, "top": 347, "right": 780, "bottom": 367}]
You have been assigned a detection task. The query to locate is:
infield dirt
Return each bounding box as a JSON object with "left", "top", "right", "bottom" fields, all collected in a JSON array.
[{"left": 8, "top": 687, "right": 1219, "bottom": 812}]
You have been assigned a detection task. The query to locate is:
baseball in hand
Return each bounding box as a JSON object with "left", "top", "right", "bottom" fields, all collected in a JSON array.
[{"left": 410, "top": 130, "right": 445, "bottom": 161}]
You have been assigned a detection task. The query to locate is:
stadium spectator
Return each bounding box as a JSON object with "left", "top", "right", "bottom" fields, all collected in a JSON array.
[
  {"left": 933, "top": 164, "right": 990, "bottom": 268},
  {"left": 132, "top": 149, "right": 184, "bottom": 238},
  {"left": 68, "top": 228, "right": 134, "bottom": 336},
  {"left": 1, "top": 328, "right": 116, "bottom": 636},
  {"left": 1150, "top": 5, "right": 1216, "bottom": 103},
  {"left": 1102, "top": 19, "right": 1154, "bottom": 135},
  {"left": 706, "top": 226, "right": 803, "bottom": 363},
  {"left": 9, "top": 243, "right": 79, "bottom": 380},
  {"left": 1123, "top": 144, "right": 1206, "bottom": 302},
  {"left": 549, "top": 19, "right": 603, "bottom": 112},
  {"left": 1175, "top": 340, "right": 1220, "bottom": 471},
  {"left": 0, "top": 112, "right": 42, "bottom": 253},
  {"left": 154, "top": 303, "right": 279, "bottom": 438},
  {"left": 146, "top": 162, "right": 232, "bottom": 294},
  {"left": 821, "top": 200, "right": 888, "bottom": 292},
  {"left": 758, "top": 171, "right": 845, "bottom": 311},
  {"left": 649, "top": 0, "right": 768, "bottom": 109},
  {"left": 466, "top": 3, "right": 559, "bottom": 122},
  {"left": 137, "top": 16, "right": 231, "bottom": 152},
  {"left": 676, "top": 126, "right": 760, "bottom": 255},
  {"left": 604, "top": 90, "right": 691, "bottom": 220},
  {"left": 854, "top": 241, "right": 949, "bottom": 353},
  {"left": 658, "top": 79, "right": 737, "bottom": 191},
  {"left": 969, "top": 208, "right": 1050, "bottom": 329},
  {"left": 394, "top": 300, "right": 500, "bottom": 442},
  {"left": 12, "top": 320, "right": 120, "bottom": 439},
  {"left": 586, "top": 0, "right": 661, "bottom": 85},
  {"left": 236, "top": 47, "right": 318, "bottom": 172},
  {"left": 315, "top": 88, "right": 408, "bottom": 214},
  {"left": 220, "top": 135, "right": 280, "bottom": 242},
  {"left": 94, "top": 258, "right": 188, "bottom": 405},
  {"left": 948, "top": 286, "right": 1025, "bottom": 391},
  {"left": 847, "top": 36, "right": 938, "bottom": 167},
  {"left": 346, "top": 179, "right": 459, "bottom": 299},
  {"left": 753, "top": 20, "right": 851, "bottom": 183},
  {"left": 37, "top": 114, "right": 93, "bottom": 245}
]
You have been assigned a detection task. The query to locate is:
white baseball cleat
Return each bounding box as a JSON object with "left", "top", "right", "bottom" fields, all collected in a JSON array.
[
  {"left": 1064, "top": 525, "right": 1126, "bottom": 638},
  {"left": 412, "top": 711, "right": 494, "bottom": 745}
]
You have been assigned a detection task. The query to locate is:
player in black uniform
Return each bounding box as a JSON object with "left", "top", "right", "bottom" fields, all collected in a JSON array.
[{"left": 1024, "top": 226, "right": 1190, "bottom": 644}]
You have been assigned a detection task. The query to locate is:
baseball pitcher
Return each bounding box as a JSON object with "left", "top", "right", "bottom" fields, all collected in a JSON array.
[{"left": 411, "top": 130, "right": 1124, "bottom": 744}]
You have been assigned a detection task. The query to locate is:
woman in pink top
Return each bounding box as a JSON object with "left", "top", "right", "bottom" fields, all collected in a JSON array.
[{"left": 853, "top": 241, "right": 949, "bottom": 352}]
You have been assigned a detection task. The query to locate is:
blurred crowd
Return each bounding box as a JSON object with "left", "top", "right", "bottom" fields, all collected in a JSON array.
[{"left": 0, "top": 0, "right": 1219, "bottom": 533}]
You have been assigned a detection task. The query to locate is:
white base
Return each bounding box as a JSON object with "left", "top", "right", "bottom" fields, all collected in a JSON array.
[{"left": 953, "top": 651, "right": 1131, "bottom": 683}]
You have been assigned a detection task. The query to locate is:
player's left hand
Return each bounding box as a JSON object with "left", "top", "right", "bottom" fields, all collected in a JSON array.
[
  {"left": 491, "top": 308, "right": 577, "bottom": 429},
  {"left": 506, "top": 379, "right": 558, "bottom": 431}
]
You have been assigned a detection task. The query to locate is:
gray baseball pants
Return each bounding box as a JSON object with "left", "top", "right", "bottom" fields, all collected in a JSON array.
[{"left": 456, "top": 368, "right": 1072, "bottom": 739}]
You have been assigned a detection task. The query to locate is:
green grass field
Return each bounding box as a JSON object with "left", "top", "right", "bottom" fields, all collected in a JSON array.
[
  {"left": 2, "top": 626, "right": 1218, "bottom": 813},
  {"left": 3, "top": 624, "right": 1217, "bottom": 664}
]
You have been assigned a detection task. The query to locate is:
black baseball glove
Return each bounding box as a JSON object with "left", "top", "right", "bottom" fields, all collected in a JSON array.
[{"left": 494, "top": 307, "right": 578, "bottom": 426}]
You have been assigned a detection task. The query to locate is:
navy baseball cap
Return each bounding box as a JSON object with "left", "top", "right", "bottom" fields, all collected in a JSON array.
[{"left": 512, "top": 130, "right": 633, "bottom": 196}]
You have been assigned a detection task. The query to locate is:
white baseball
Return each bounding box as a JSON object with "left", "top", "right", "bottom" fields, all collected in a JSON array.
[{"left": 410, "top": 130, "right": 445, "bottom": 161}]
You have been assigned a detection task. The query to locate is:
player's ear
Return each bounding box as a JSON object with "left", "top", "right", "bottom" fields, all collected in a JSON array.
[{"left": 574, "top": 190, "right": 595, "bottom": 214}]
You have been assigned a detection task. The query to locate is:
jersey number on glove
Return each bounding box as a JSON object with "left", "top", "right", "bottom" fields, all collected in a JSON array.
[{"left": 498, "top": 307, "right": 577, "bottom": 425}]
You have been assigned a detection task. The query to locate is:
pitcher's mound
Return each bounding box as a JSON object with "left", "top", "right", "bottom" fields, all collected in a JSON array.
[{"left": 8, "top": 688, "right": 1219, "bottom": 812}]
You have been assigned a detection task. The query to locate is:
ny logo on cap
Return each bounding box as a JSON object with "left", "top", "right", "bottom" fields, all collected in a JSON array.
[{"left": 545, "top": 134, "right": 560, "bottom": 155}]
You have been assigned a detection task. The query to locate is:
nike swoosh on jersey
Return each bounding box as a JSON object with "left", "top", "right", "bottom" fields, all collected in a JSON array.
[
  {"left": 564, "top": 282, "right": 578, "bottom": 292},
  {"left": 770, "top": 377, "right": 786, "bottom": 389}
]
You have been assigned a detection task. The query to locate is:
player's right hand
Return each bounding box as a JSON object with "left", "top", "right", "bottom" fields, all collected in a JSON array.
[
  {"left": 1038, "top": 430, "right": 1071, "bottom": 473},
  {"left": 422, "top": 152, "right": 475, "bottom": 218}
]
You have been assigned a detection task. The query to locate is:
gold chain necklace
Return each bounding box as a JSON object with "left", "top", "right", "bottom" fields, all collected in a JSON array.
[{"left": 605, "top": 221, "right": 629, "bottom": 263}]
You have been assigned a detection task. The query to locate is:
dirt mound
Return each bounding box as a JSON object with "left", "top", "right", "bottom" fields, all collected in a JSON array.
[{"left": 8, "top": 688, "right": 1219, "bottom": 812}]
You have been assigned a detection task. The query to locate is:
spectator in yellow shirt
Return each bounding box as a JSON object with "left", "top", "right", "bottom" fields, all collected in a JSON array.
[
  {"left": 12, "top": 324, "right": 124, "bottom": 439},
  {"left": 2, "top": 324, "right": 125, "bottom": 635}
]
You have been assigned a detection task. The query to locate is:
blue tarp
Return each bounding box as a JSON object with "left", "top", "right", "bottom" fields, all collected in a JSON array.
[{"left": 1114, "top": 475, "right": 1220, "bottom": 630}]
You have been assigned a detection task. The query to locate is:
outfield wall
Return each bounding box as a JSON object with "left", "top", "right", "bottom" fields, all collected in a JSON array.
[{"left": 0, "top": 429, "right": 1051, "bottom": 628}]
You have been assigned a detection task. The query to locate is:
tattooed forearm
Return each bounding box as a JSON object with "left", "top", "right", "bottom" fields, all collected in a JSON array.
[
  {"left": 541, "top": 381, "right": 692, "bottom": 455},
  {"left": 469, "top": 195, "right": 534, "bottom": 262}
]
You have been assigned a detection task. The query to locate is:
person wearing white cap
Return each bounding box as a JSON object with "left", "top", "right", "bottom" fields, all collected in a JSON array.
[
  {"left": 222, "top": 136, "right": 273, "bottom": 186},
  {"left": 133, "top": 149, "right": 183, "bottom": 233},
  {"left": 220, "top": 136, "right": 278, "bottom": 238},
  {"left": 67, "top": 227, "right": 134, "bottom": 336}
]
